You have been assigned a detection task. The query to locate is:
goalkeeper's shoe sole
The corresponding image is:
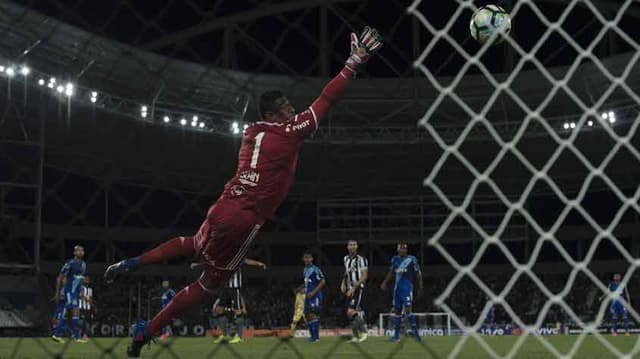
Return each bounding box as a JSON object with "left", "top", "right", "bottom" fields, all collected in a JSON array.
[
  {"left": 104, "top": 258, "right": 138, "bottom": 284},
  {"left": 358, "top": 333, "right": 368, "bottom": 343}
]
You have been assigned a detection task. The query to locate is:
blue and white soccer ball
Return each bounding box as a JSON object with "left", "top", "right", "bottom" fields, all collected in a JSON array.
[{"left": 469, "top": 4, "right": 512, "bottom": 45}]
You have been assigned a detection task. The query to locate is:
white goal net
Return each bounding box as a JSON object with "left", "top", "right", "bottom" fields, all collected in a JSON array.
[
  {"left": 378, "top": 312, "right": 453, "bottom": 337},
  {"left": 408, "top": 0, "right": 640, "bottom": 358}
]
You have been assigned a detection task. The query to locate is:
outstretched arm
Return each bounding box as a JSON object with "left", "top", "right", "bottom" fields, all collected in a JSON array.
[{"left": 293, "top": 26, "right": 383, "bottom": 136}]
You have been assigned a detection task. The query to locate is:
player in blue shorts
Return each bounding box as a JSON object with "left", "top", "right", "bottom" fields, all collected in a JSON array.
[
  {"left": 298, "top": 252, "right": 325, "bottom": 342},
  {"left": 381, "top": 243, "right": 423, "bottom": 343},
  {"left": 600, "top": 273, "right": 630, "bottom": 336},
  {"left": 52, "top": 245, "right": 87, "bottom": 343}
]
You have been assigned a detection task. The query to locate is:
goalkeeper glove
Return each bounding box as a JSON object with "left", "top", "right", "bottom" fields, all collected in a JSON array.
[{"left": 345, "top": 26, "right": 383, "bottom": 72}]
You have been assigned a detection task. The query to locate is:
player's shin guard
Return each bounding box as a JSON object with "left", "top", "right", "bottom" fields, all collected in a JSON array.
[
  {"left": 393, "top": 314, "right": 402, "bottom": 339},
  {"left": 308, "top": 319, "right": 319, "bottom": 340},
  {"left": 71, "top": 316, "right": 81, "bottom": 339},
  {"left": 53, "top": 320, "right": 68, "bottom": 337},
  {"left": 350, "top": 313, "right": 360, "bottom": 338},
  {"left": 147, "top": 281, "right": 208, "bottom": 337},
  {"left": 235, "top": 315, "right": 244, "bottom": 338},
  {"left": 408, "top": 313, "right": 420, "bottom": 341},
  {"left": 138, "top": 236, "right": 195, "bottom": 265}
]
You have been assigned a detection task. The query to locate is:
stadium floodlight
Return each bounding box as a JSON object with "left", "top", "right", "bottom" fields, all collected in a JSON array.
[
  {"left": 20, "top": 66, "right": 30, "bottom": 76},
  {"left": 90, "top": 97, "right": 97, "bottom": 103},
  {"left": 190, "top": 121, "right": 197, "bottom": 127},
  {"left": 49, "top": 77, "right": 56, "bottom": 84},
  {"left": 56, "top": 85, "right": 64, "bottom": 93},
  {"left": 5, "top": 67, "right": 15, "bottom": 77},
  {"left": 193, "top": 116, "right": 198, "bottom": 122},
  {"left": 601, "top": 112, "right": 608, "bottom": 120},
  {"left": 0, "top": 66, "right": 5, "bottom": 72},
  {"left": 233, "top": 127, "right": 240, "bottom": 134},
  {"left": 38, "top": 79, "right": 45, "bottom": 86},
  {"left": 65, "top": 82, "right": 74, "bottom": 91},
  {"left": 64, "top": 87, "right": 73, "bottom": 97},
  {"left": 198, "top": 122, "right": 205, "bottom": 128},
  {"left": 608, "top": 111, "right": 616, "bottom": 124},
  {"left": 243, "top": 124, "right": 249, "bottom": 130},
  {"left": 562, "top": 122, "right": 569, "bottom": 130},
  {"left": 163, "top": 116, "right": 170, "bottom": 123},
  {"left": 141, "top": 105, "right": 147, "bottom": 112},
  {"left": 587, "top": 120, "right": 593, "bottom": 127},
  {"left": 569, "top": 122, "right": 576, "bottom": 129},
  {"left": 141, "top": 112, "right": 147, "bottom": 118},
  {"left": 47, "top": 82, "right": 54, "bottom": 89},
  {"left": 232, "top": 121, "right": 239, "bottom": 129},
  {"left": 180, "top": 118, "right": 187, "bottom": 126},
  {"left": 91, "top": 91, "right": 98, "bottom": 97}
]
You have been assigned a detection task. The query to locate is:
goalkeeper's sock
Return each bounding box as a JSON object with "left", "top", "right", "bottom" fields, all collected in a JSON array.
[
  {"left": 612, "top": 315, "right": 618, "bottom": 333},
  {"left": 408, "top": 313, "right": 420, "bottom": 341},
  {"left": 148, "top": 281, "right": 207, "bottom": 336},
  {"left": 290, "top": 322, "right": 296, "bottom": 335},
  {"left": 393, "top": 314, "right": 402, "bottom": 339},
  {"left": 138, "top": 236, "right": 195, "bottom": 265},
  {"left": 623, "top": 315, "right": 629, "bottom": 331}
]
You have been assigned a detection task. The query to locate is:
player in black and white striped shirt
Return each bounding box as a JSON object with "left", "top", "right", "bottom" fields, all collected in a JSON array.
[
  {"left": 340, "top": 240, "right": 368, "bottom": 342},
  {"left": 212, "top": 258, "right": 266, "bottom": 344}
]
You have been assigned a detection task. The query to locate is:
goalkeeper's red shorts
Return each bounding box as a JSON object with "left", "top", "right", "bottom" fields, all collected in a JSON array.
[{"left": 194, "top": 198, "right": 263, "bottom": 292}]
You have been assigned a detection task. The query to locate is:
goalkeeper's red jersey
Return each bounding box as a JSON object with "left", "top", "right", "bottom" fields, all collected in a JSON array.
[{"left": 221, "top": 67, "right": 354, "bottom": 220}]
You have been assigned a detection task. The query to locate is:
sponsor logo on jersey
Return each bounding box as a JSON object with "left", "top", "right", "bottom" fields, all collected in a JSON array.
[
  {"left": 238, "top": 170, "right": 259, "bottom": 186},
  {"left": 230, "top": 185, "right": 246, "bottom": 196}
]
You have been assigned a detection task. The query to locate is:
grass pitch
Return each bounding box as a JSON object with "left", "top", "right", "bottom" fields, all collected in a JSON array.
[{"left": 0, "top": 335, "right": 638, "bottom": 358}]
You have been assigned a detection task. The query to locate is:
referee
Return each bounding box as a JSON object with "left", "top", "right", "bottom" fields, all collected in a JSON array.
[{"left": 340, "top": 240, "right": 368, "bottom": 342}]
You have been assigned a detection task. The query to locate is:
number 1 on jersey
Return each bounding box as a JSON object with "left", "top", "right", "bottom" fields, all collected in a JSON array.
[{"left": 250, "top": 132, "right": 265, "bottom": 169}]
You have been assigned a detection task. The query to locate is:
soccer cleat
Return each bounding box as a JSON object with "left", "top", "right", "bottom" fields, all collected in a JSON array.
[
  {"left": 127, "top": 320, "right": 151, "bottom": 358},
  {"left": 104, "top": 258, "right": 138, "bottom": 284},
  {"left": 349, "top": 336, "right": 359, "bottom": 343},
  {"left": 159, "top": 333, "right": 170, "bottom": 341},
  {"left": 228, "top": 335, "right": 243, "bottom": 344},
  {"left": 74, "top": 337, "right": 89, "bottom": 344},
  {"left": 51, "top": 335, "right": 66, "bottom": 343},
  {"left": 612, "top": 332, "right": 618, "bottom": 336},
  {"left": 625, "top": 332, "right": 631, "bottom": 336},
  {"left": 213, "top": 335, "right": 228, "bottom": 344},
  {"left": 307, "top": 338, "right": 320, "bottom": 343},
  {"left": 81, "top": 334, "right": 90, "bottom": 341},
  {"left": 389, "top": 336, "right": 401, "bottom": 343},
  {"left": 358, "top": 333, "right": 368, "bottom": 343}
]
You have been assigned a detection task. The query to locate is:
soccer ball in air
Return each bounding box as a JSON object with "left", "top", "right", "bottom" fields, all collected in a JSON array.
[{"left": 470, "top": 4, "right": 512, "bottom": 45}]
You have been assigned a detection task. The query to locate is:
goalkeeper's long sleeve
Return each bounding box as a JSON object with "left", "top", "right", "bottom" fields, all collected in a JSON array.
[{"left": 309, "top": 66, "right": 355, "bottom": 120}]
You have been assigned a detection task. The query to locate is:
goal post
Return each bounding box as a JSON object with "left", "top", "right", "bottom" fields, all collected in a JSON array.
[{"left": 378, "top": 312, "right": 452, "bottom": 336}]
